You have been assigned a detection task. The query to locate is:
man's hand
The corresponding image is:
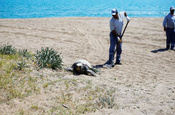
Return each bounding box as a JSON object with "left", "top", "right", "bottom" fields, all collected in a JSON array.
[
  {"left": 117, "top": 37, "right": 122, "bottom": 43},
  {"left": 164, "top": 27, "right": 166, "bottom": 31},
  {"left": 126, "top": 16, "right": 130, "bottom": 22},
  {"left": 112, "top": 30, "right": 119, "bottom": 38},
  {"left": 124, "top": 12, "right": 130, "bottom": 22},
  {"left": 124, "top": 12, "right": 127, "bottom": 17}
]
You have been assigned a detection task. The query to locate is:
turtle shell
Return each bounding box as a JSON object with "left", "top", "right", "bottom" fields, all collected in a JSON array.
[{"left": 74, "top": 59, "right": 92, "bottom": 69}]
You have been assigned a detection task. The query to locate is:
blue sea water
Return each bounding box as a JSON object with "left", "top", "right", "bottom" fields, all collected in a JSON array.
[{"left": 0, "top": 0, "right": 175, "bottom": 18}]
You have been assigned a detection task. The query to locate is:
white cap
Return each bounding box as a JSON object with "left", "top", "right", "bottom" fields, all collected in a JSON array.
[
  {"left": 111, "top": 9, "right": 118, "bottom": 15},
  {"left": 170, "top": 6, "right": 175, "bottom": 10}
]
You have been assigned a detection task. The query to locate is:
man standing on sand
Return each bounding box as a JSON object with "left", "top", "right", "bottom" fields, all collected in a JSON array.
[
  {"left": 163, "top": 6, "right": 175, "bottom": 50},
  {"left": 104, "top": 9, "right": 130, "bottom": 68}
]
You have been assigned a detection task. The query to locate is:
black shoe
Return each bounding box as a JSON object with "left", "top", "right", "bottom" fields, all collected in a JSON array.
[
  {"left": 103, "top": 63, "right": 114, "bottom": 69},
  {"left": 165, "top": 48, "right": 169, "bottom": 50},
  {"left": 166, "top": 45, "right": 170, "bottom": 50},
  {"left": 115, "top": 62, "right": 122, "bottom": 65},
  {"left": 170, "top": 48, "right": 175, "bottom": 51},
  {"left": 111, "top": 64, "right": 115, "bottom": 67}
]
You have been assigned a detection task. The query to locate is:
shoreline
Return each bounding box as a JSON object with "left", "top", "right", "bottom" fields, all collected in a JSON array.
[{"left": 0, "top": 16, "right": 165, "bottom": 19}]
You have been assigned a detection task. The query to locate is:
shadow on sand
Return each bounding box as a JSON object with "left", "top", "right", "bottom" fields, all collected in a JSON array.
[
  {"left": 151, "top": 48, "right": 168, "bottom": 53},
  {"left": 93, "top": 64, "right": 104, "bottom": 69}
]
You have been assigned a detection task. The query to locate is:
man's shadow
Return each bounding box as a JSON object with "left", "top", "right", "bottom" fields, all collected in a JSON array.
[
  {"left": 93, "top": 64, "right": 104, "bottom": 69},
  {"left": 151, "top": 48, "right": 168, "bottom": 53}
]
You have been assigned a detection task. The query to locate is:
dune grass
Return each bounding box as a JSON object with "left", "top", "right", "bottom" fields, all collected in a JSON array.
[
  {"left": 0, "top": 54, "right": 39, "bottom": 102},
  {"left": 0, "top": 43, "right": 117, "bottom": 115}
]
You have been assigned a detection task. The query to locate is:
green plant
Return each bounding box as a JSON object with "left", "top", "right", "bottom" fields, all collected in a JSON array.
[
  {"left": 0, "top": 54, "right": 39, "bottom": 102},
  {"left": 18, "top": 49, "right": 31, "bottom": 59},
  {"left": 17, "top": 58, "right": 26, "bottom": 70},
  {"left": 96, "top": 95, "right": 115, "bottom": 109},
  {"left": 43, "top": 82, "right": 49, "bottom": 88},
  {"left": 0, "top": 43, "right": 16, "bottom": 54},
  {"left": 17, "top": 109, "right": 25, "bottom": 115},
  {"left": 35, "top": 47, "right": 62, "bottom": 70},
  {"left": 31, "top": 104, "right": 39, "bottom": 110},
  {"left": 96, "top": 88, "right": 116, "bottom": 109}
]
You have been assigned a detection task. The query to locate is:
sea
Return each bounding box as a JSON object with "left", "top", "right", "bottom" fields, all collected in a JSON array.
[{"left": 0, "top": 0, "right": 175, "bottom": 18}]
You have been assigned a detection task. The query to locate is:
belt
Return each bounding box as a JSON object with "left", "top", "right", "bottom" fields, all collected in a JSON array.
[
  {"left": 111, "top": 32, "right": 121, "bottom": 37},
  {"left": 167, "top": 27, "right": 174, "bottom": 29}
]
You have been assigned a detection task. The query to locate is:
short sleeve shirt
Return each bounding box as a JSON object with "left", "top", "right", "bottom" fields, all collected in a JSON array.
[
  {"left": 163, "top": 13, "right": 175, "bottom": 28},
  {"left": 110, "top": 11, "right": 125, "bottom": 34}
]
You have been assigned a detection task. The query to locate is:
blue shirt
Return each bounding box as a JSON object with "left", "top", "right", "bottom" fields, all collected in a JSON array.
[
  {"left": 110, "top": 12, "right": 125, "bottom": 34},
  {"left": 163, "top": 13, "right": 175, "bottom": 28}
]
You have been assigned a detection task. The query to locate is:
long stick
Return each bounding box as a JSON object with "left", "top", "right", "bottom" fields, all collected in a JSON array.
[
  {"left": 121, "top": 21, "right": 129, "bottom": 39},
  {"left": 115, "top": 21, "right": 129, "bottom": 54}
]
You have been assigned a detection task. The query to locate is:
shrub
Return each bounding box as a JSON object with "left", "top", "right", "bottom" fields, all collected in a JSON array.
[
  {"left": 18, "top": 49, "right": 31, "bottom": 59},
  {"left": 17, "top": 58, "right": 26, "bottom": 70},
  {"left": 35, "top": 47, "right": 62, "bottom": 70},
  {"left": 0, "top": 43, "right": 16, "bottom": 54}
]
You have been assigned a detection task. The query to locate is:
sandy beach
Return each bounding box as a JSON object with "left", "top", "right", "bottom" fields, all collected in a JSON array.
[{"left": 0, "top": 17, "right": 175, "bottom": 115}]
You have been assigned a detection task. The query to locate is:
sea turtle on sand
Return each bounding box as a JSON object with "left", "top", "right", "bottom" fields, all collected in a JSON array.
[{"left": 65, "top": 59, "right": 98, "bottom": 76}]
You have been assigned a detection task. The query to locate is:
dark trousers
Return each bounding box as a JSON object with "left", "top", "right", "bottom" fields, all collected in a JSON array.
[
  {"left": 166, "top": 28, "right": 175, "bottom": 49},
  {"left": 107, "top": 32, "right": 122, "bottom": 64}
]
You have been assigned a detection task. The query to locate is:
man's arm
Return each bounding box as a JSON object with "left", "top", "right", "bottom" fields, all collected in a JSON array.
[
  {"left": 111, "top": 30, "right": 121, "bottom": 43},
  {"left": 163, "top": 15, "right": 167, "bottom": 31},
  {"left": 124, "top": 12, "right": 130, "bottom": 22},
  {"left": 112, "top": 30, "right": 119, "bottom": 37}
]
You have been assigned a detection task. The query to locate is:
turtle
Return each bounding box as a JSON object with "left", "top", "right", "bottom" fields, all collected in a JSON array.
[{"left": 65, "top": 59, "right": 98, "bottom": 76}]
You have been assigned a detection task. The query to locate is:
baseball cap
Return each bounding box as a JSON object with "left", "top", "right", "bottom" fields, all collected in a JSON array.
[
  {"left": 111, "top": 9, "right": 118, "bottom": 15},
  {"left": 170, "top": 6, "right": 175, "bottom": 10}
]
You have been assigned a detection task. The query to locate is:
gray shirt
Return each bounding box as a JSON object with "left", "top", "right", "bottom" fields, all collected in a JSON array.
[
  {"left": 110, "top": 12, "right": 125, "bottom": 34},
  {"left": 163, "top": 13, "right": 175, "bottom": 28}
]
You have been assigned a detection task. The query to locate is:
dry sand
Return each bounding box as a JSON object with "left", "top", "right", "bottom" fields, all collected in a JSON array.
[{"left": 0, "top": 17, "right": 175, "bottom": 115}]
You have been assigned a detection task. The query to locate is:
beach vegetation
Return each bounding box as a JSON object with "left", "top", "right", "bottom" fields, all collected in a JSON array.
[
  {"left": 0, "top": 43, "right": 16, "bottom": 54},
  {"left": 0, "top": 44, "right": 39, "bottom": 102},
  {"left": 0, "top": 44, "right": 117, "bottom": 115},
  {"left": 18, "top": 49, "right": 32, "bottom": 59},
  {"left": 49, "top": 79, "right": 116, "bottom": 114},
  {"left": 17, "top": 58, "right": 27, "bottom": 70},
  {"left": 34, "top": 47, "right": 63, "bottom": 70},
  {"left": 31, "top": 104, "right": 39, "bottom": 110},
  {"left": 17, "top": 109, "right": 25, "bottom": 115},
  {"left": 0, "top": 53, "right": 39, "bottom": 101}
]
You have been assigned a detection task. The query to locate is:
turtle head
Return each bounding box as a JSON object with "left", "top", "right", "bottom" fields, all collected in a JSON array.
[{"left": 76, "top": 63, "right": 83, "bottom": 71}]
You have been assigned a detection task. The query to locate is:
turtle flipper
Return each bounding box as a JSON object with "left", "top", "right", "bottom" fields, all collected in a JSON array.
[
  {"left": 87, "top": 70, "right": 97, "bottom": 76},
  {"left": 65, "top": 67, "right": 73, "bottom": 71}
]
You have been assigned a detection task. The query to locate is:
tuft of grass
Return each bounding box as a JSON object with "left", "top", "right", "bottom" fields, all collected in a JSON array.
[
  {"left": 75, "top": 103, "right": 97, "bottom": 114},
  {"left": 18, "top": 49, "right": 32, "bottom": 59},
  {"left": 43, "top": 83, "right": 49, "bottom": 88},
  {"left": 96, "top": 95, "right": 115, "bottom": 109},
  {"left": 31, "top": 104, "right": 39, "bottom": 110},
  {"left": 17, "top": 58, "right": 27, "bottom": 70},
  {"left": 0, "top": 43, "right": 16, "bottom": 54},
  {"left": 50, "top": 79, "right": 116, "bottom": 115},
  {"left": 0, "top": 52, "right": 39, "bottom": 102},
  {"left": 17, "top": 109, "right": 25, "bottom": 115},
  {"left": 35, "top": 47, "right": 63, "bottom": 70},
  {"left": 0, "top": 43, "right": 118, "bottom": 115}
]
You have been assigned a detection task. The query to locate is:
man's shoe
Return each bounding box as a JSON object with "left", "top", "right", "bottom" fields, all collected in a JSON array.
[
  {"left": 166, "top": 45, "right": 170, "bottom": 50},
  {"left": 170, "top": 48, "right": 175, "bottom": 51},
  {"left": 165, "top": 48, "right": 169, "bottom": 50},
  {"left": 115, "top": 62, "right": 122, "bottom": 65},
  {"left": 103, "top": 63, "right": 114, "bottom": 69}
]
